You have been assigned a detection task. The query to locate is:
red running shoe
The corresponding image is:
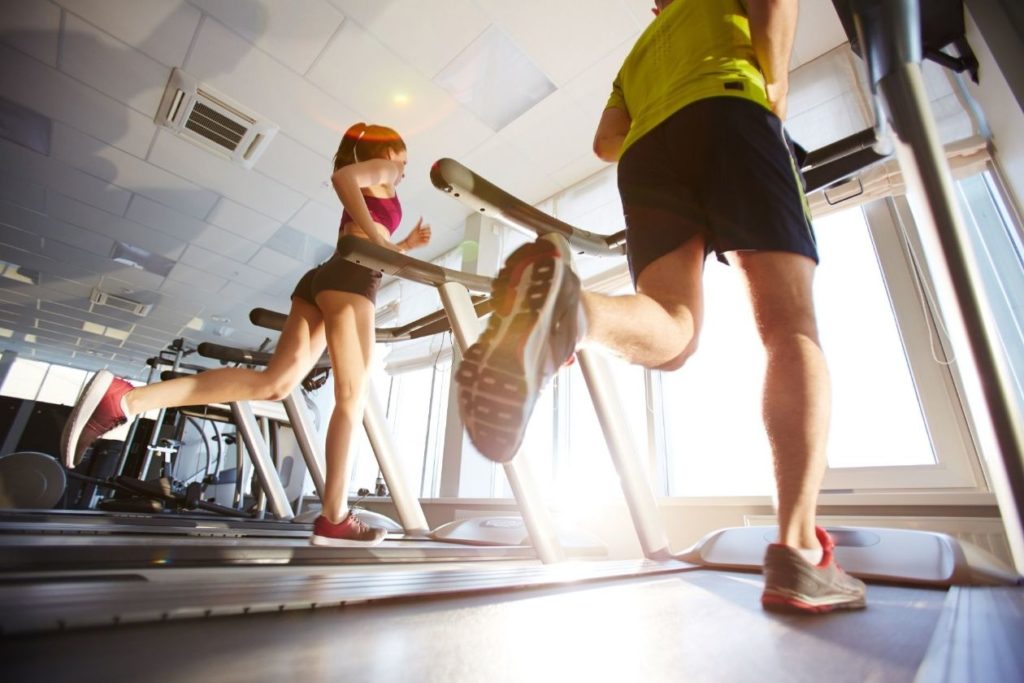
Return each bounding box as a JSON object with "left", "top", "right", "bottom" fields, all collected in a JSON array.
[
  {"left": 761, "top": 526, "right": 867, "bottom": 614},
  {"left": 61, "top": 370, "right": 133, "bottom": 468},
  {"left": 310, "top": 511, "right": 387, "bottom": 547}
]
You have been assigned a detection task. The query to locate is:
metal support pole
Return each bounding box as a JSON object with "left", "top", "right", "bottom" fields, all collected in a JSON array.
[
  {"left": 577, "top": 350, "right": 673, "bottom": 559},
  {"left": 363, "top": 383, "right": 431, "bottom": 535},
  {"left": 139, "top": 345, "right": 185, "bottom": 479},
  {"left": 229, "top": 401, "right": 293, "bottom": 520},
  {"left": 852, "top": 0, "right": 1024, "bottom": 568},
  {"left": 438, "top": 280, "right": 566, "bottom": 564},
  {"left": 282, "top": 389, "right": 327, "bottom": 500}
]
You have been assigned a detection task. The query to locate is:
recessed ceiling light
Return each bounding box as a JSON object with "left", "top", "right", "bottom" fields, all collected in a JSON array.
[
  {"left": 103, "top": 326, "right": 130, "bottom": 341},
  {"left": 0, "top": 327, "right": 12, "bottom": 338},
  {"left": 110, "top": 242, "right": 175, "bottom": 277},
  {"left": 0, "top": 259, "right": 39, "bottom": 285},
  {"left": 186, "top": 317, "right": 205, "bottom": 331},
  {"left": 434, "top": 25, "right": 555, "bottom": 131},
  {"left": 24, "top": 333, "right": 37, "bottom": 343}
]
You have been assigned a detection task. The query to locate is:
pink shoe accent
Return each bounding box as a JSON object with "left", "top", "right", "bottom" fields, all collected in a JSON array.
[
  {"left": 61, "top": 371, "right": 132, "bottom": 468},
  {"left": 310, "top": 511, "right": 386, "bottom": 547}
]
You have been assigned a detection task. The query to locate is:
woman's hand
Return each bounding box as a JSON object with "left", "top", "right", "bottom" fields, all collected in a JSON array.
[{"left": 401, "top": 217, "right": 432, "bottom": 251}]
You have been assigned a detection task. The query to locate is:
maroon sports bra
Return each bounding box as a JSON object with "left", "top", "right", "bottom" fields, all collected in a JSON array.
[{"left": 340, "top": 194, "right": 402, "bottom": 236}]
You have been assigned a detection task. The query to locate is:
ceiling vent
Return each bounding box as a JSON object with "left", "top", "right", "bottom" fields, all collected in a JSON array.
[
  {"left": 90, "top": 287, "right": 153, "bottom": 318},
  {"left": 155, "top": 68, "right": 278, "bottom": 169}
]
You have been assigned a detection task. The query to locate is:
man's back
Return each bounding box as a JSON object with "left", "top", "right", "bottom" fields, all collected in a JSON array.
[{"left": 609, "top": 0, "right": 771, "bottom": 156}]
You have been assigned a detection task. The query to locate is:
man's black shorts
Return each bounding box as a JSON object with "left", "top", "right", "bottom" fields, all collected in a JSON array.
[{"left": 617, "top": 97, "right": 818, "bottom": 284}]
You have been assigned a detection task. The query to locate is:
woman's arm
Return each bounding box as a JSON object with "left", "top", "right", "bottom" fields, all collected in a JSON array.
[
  {"left": 593, "top": 106, "right": 632, "bottom": 162},
  {"left": 331, "top": 159, "right": 404, "bottom": 249},
  {"left": 395, "top": 217, "right": 431, "bottom": 253}
]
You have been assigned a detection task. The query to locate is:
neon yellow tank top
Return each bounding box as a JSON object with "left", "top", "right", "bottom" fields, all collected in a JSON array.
[{"left": 606, "top": 0, "right": 771, "bottom": 157}]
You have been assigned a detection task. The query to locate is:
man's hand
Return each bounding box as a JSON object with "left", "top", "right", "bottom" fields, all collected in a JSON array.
[{"left": 765, "top": 80, "right": 789, "bottom": 120}]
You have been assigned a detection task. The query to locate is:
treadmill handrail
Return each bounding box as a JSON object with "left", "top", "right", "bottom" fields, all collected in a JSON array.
[
  {"left": 197, "top": 341, "right": 331, "bottom": 370},
  {"left": 431, "top": 158, "right": 626, "bottom": 256},
  {"left": 249, "top": 298, "right": 495, "bottom": 343},
  {"left": 336, "top": 235, "right": 493, "bottom": 294}
]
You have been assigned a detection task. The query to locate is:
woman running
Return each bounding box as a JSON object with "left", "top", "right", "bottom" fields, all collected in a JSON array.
[{"left": 61, "top": 122, "right": 431, "bottom": 546}]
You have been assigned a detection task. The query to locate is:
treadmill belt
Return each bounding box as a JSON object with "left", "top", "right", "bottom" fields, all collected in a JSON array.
[{"left": 3, "top": 569, "right": 954, "bottom": 682}]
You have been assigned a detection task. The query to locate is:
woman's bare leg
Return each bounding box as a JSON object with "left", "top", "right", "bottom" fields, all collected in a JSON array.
[
  {"left": 125, "top": 298, "right": 327, "bottom": 414},
  {"left": 314, "top": 290, "right": 376, "bottom": 523}
]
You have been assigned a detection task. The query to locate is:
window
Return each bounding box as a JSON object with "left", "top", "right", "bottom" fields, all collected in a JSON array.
[
  {"left": 661, "top": 203, "right": 981, "bottom": 496},
  {"left": 35, "top": 365, "right": 90, "bottom": 406},
  {"left": 955, "top": 169, "right": 1024, "bottom": 403},
  {"left": 0, "top": 358, "right": 49, "bottom": 400},
  {"left": 382, "top": 356, "right": 452, "bottom": 499}
]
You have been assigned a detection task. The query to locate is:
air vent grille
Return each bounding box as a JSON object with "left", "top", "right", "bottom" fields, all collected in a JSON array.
[
  {"left": 185, "top": 102, "right": 248, "bottom": 151},
  {"left": 155, "top": 68, "right": 277, "bottom": 169},
  {"left": 90, "top": 288, "right": 152, "bottom": 317}
]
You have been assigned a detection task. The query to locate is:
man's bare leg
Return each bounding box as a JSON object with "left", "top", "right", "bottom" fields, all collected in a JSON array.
[
  {"left": 728, "top": 250, "right": 829, "bottom": 552},
  {"left": 582, "top": 235, "right": 707, "bottom": 370}
]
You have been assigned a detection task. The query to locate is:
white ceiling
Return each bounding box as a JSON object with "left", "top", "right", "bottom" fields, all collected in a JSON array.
[{"left": 0, "top": 0, "right": 847, "bottom": 379}]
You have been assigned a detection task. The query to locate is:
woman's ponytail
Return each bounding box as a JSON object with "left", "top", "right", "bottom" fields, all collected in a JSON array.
[{"left": 332, "top": 122, "right": 406, "bottom": 171}]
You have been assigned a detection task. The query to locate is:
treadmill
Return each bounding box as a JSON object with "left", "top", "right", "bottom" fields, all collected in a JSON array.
[{"left": 3, "top": 3, "right": 1022, "bottom": 680}]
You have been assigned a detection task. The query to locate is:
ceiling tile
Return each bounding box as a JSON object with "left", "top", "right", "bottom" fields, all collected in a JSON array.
[
  {"left": 0, "top": 43, "right": 156, "bottom": 158},
  {"left": 497, "top": 89, "right": 593, "bottom": 181},
  {"left": 167, "top": 262, "right": 228, "bottom": 293},
  {"left": 0, "top": 137, "right": 132, "bottom": 216},
  {"left": 191, "top": 0, "right": 345, "bottom": 74},
  {"left": 620, "top": 0, "right": 660, "bottom": 29},
  {"left": 40, "top": 273, "right": 98, "bottom": 299},
  {"left": 51, "top": 123, "right": 219, "bottom": 219},
  {"left": 254, "top": 132, "right": 332, "bottom": 198},
  {"left": 462, "top": 132, "right": 562, "bottom": 207},
  {"left": 216, "top": 280, "right": 261, "bottom": 307},
  {"left": 0, "top": 171, "right": 47, "bottom": 214},
  {"left": 330, "top": 0, "right": 490, "bottom": 79},
  {"left": 207, "top": 198, "right": 281, "bottom": 243},
  {"left": 0, "top": 221, "right": 43, "bottom": 253},
  {"left": 549, "top": 153, "right": 609, "bottom": 196},
  {"left": 265, "top": 224, "right": 334, "bottom": 264},
  {"left": 247, "top": 246, "right": 304, "bottom": 277},
  {"left": 401, "top": 107, "right": 494, "bottom": 180},
  {"left": 287, "top": 199, "right": 340, "bottom": 244},
  {"left": 148, "top": 130, "right": 306, "bottom": 222},
  {"left": 46, "top": 193, "right": 187, "bottom": 261},
  {"left": 158, "top": 276, "right": 218, "bottom": 308},
  {"left": 790, "top": 0, "right": 847, "bottom": 69},
  {"left": 0, "top": 0, "right": 62, "bottom": 66},
  {"left": 96, "top": 264, "right": 166, "bottom": 292},
  {"left": 60, "top": 13, "right": 171, "bottom": 117},
  {"left": 401, "top": 185, "right": 473, "bottom": 238},
  {"left": 307, "top": 21, "right": 463, "bottom": 135},
  {"left": 178, "top": 244, "right": 270, "bottom": 289},
  {"left": 184, "top": 15, "right": 359, "bottom": 154},
  {"left": 560, "top": 37, "right": 635, "bottom": 117},
  {"left": 1, "top": 199, "right": 114, "bottom": 256},
  {"left": 476, "top": 0, "right": 639, "bottom": 86},
  {"left": 191, "top": 224, "right": 261, "bottom": 263},
  {"left": 125, "top": 194, "right": 208, "bottom": 240},
  {"left": 53, "top": 0, "right": 202, "bottom": 67}
]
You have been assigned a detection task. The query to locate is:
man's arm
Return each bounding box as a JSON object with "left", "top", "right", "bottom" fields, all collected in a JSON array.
[
  {"left": 745, "top": 0, "right": 799, "bottom": 120},
  {"left": 593, "top": 106, "right": 632, "bottom": 162}
]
